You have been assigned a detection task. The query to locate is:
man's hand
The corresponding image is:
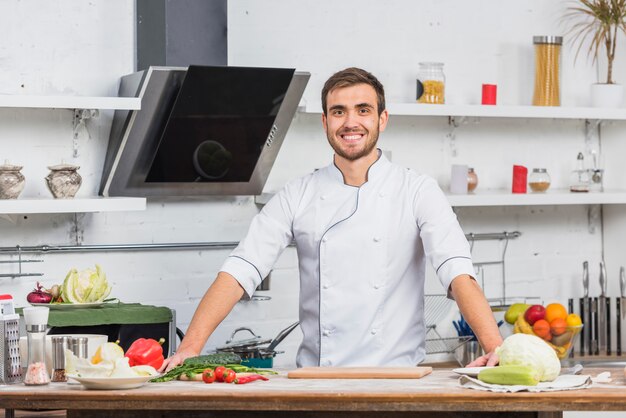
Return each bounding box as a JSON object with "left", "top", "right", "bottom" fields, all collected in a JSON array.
[
  {"left": 159, "top": 347, "right": 198, "bottom": 373},
  {"left": 466, "top": 350, "right": 499, "bottom": 367}
]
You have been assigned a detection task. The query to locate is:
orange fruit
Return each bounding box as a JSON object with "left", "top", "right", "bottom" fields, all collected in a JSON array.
[
  {"left": 566, "top": 313, "right": 582, "bottom": 327},
  {"left": 550, "top": 318, "right": 567, "bottom": 336},
  {"left": 545, "top": 303, "right": 568, "bottom": 323},
  {"left": 532, "top": 319, "right": 551, "bottom": 339}
]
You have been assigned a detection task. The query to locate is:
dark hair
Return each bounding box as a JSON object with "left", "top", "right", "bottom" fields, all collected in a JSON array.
[{"left": 321, "top": 67, "right": 386, "bottom": 116}]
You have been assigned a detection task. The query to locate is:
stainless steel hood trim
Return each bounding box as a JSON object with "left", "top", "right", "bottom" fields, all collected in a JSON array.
[{"left": 100, "top": 66, "right": 310, "bottom": 197}]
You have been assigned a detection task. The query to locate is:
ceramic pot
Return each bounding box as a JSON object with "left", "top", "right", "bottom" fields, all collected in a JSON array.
[
  {"left": 45, "top": 164, "right": 82, "bottom": 199},
  {"left": 0, "top": 164, "right": 25, "bottom": 199},
  {"left": 590, "top": 83, "right": 624, "bottom": 108}
]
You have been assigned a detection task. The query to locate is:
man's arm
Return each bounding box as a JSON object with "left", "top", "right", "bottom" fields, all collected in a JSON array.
[
  {"left": 450, "top": 274, "right": 503, "bottom": 367},
  {"left": 159, "top": 271, "right": 245, "bottom": 372}
]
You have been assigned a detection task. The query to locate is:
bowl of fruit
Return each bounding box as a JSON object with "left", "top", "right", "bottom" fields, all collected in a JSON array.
[{"left": 504, "top": 302, "right": 583, "bottom": 360}]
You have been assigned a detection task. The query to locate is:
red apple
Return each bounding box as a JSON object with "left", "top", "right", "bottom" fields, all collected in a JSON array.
[{"left": 524, "top": 304, "right": 546, "bottom": 325}]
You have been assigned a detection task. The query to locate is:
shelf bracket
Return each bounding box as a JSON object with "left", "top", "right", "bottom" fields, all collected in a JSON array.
[
  {"left": 587, "top": 204, "right": 601, "bottom": 234},
  {"left": 446, "top": 116, "right": 465, "bottom": 158},
  {"left": 584, "top": 119, "right": 602, "bottom": 156},
  {"left": 73, "top": 109, "right": 99, "bottom": 157}
]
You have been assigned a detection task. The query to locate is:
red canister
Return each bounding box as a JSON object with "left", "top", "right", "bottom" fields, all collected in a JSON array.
[
  {"left": 512, "top": 165, "right": 528, "bottom": 193},
  {"left": 482, "top": 84, "right": 497, "bottom": 105}
]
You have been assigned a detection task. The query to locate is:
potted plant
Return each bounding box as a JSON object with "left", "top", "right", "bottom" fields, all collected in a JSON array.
[{"left": 565, "top": 0, "right": 626, "bottom": 107}]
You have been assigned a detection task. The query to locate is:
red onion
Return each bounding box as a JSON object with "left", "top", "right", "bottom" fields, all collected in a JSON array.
[{"left": 26, "top": 282, "right": 52, "bottom": 304}]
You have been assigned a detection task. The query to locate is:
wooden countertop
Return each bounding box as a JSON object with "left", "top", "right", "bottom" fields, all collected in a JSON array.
[{"left": 2, "top": 368, "right": 626, "bottom": 414}]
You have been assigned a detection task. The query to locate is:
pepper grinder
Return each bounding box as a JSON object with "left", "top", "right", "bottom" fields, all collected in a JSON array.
[{"left": 22, "top": 307, "right": 50, "bottom": 385}]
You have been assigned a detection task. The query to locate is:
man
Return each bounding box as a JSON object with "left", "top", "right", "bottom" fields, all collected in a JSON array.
[{"left": 161, "top": 67, "right": 502, "bottom": 371}]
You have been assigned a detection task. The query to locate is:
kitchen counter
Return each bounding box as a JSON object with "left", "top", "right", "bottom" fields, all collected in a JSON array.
[{"left": 2, "top": 368, "right": 626, "bottom": 418}]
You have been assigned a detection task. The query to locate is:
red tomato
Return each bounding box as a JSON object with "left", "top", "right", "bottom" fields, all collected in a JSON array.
[
  {"left": 223, "top": 369, "right": 236, "bottom": 384},
  {"left": 214, "top": 366, "right": 227, "bottom": 382},
  {"left": 202, "top": 369, "right": 215, "bottom": 384}
]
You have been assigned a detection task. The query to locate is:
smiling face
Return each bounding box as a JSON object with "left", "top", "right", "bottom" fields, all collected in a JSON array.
[{"left": 322, "top": 83, "right": 388, "bottom": 162}]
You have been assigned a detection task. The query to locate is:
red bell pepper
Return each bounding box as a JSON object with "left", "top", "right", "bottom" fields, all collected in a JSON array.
[{"left": 125, "top": 337, "right": 165, "bottom": 369}]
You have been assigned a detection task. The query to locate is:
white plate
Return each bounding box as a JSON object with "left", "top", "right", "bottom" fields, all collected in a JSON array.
[
  {"left": 452, "top": 366, "right": 495, "bottom": 377},
  {"left": 29, "top": 302, "right": 107, "bottom": 310},
  {"left": 67, "top": 374, "right": 155, "bottom": 390}
]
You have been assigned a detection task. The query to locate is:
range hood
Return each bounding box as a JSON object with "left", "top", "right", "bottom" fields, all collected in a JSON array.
[{"left": 100, "top": 65, "right": 310, "bottom": 197}]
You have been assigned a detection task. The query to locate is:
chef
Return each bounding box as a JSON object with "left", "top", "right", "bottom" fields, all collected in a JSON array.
[{"left": 161, "top": 67, "right": 502, "bottom": 372}]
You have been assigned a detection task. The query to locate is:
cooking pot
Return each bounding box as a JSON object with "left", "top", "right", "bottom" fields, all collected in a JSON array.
[{"left": 216, "top": 321, "right": 299, "bottom": 368}]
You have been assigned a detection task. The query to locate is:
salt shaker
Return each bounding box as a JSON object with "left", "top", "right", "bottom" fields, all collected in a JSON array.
[{"left": 22, "top": 307, "right": 50, "bottom": 385}]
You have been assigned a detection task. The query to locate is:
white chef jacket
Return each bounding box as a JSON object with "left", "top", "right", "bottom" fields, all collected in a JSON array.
[{"left": 220, "top": 151, "right": 474, "bottom": 367}]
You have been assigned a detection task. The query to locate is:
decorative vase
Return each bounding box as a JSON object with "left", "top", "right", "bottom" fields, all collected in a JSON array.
[
  {"left": 0, "top": 164, "right": 25, "bottom": 199},
  {"left": 45, "top": 164, "right": 82, "bottom": 199},
  {"left": 590, "top": 83, "right": 624, "bottom": 108}
]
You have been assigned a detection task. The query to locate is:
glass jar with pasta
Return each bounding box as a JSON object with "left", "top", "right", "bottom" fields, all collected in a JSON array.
[
  {"left": 417, "top": 62, "right": 445, "bottom": 104},
  {"left": 532, "top": 36, "right": 562, "bottom": 106}
]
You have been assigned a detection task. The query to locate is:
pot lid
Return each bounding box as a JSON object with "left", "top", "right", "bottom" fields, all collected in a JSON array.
[
  {"left": 48, "top": 164, "right": 80, "bottom": 171},
  {"left": 217, "top": 321, "right": 299, "bottom": 351},
  {"left": 217, "top": 327, "right": 272, "bottom": 350},
  {"left": 0, "top": 164, "right": 22, "bottom": 171}
]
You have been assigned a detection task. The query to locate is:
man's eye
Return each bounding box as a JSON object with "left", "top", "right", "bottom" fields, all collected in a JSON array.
[
  {"left": 359, "top": 108, "right": 371, "bottom": 114},
  {"left": 332, "top": 110, "right": 344, "bottom": 116}
]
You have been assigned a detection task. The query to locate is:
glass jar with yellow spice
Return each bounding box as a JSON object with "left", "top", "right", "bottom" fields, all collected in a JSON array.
[
  {"left": 417, "top": 62, "right": 445, "bottom": 104},
  {"left": 528, "top": 168, "right": 551, "bottom": 192}
]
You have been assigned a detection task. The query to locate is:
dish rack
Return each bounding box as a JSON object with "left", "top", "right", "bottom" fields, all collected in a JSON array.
[{"left": 424, "top": 294, "right": 471, "bottom": 354}]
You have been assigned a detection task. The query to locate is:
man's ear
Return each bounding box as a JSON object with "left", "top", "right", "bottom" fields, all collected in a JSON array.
[
  {"left": 379, "top": 109, "right": 389, "bottom": 132},
  {"left": 321, "top": 112, "right": 328, "bottom": 132}
]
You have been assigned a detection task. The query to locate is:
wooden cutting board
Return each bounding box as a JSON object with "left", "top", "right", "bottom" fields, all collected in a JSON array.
[{"left": 287, "top": 366, "right": 433, "bottom": 379}]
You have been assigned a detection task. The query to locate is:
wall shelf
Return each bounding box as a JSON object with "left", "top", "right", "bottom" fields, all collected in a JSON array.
[
  {"left": 257, "top": 190, "right": 626, "bottom": 208},
  {"left": 0, "top": 197, "right": 146, "bottom": 215},
  {"left": 0, "top": 95, "right": 140, "bottom": 110},
  {"left": 447, "top": 189, "right": 626, "bottom": 207},
  {"left": 302, "top": 102, "right": 626, "bottom": 120}
]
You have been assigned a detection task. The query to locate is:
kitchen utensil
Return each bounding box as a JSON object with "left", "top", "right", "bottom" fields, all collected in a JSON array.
[
  {"left": 592, "top": 297, "right": 599, "bottom": 355},
  {"left": 217, "top": 322, "right": 299, "bottom": 368},
  {"left": 606, "top": 296, "right": 612, "bottom": 355},
  {"left": 266, "top": 321, "right": 299, "bottom": 352},
  {"left": 0, "top": 295, "right": 22, "bottom": 384},
  {"left": 615, "top": 266, "right": 626, "bottom": 356},
  {"left": 599, "top": 261, "right": 608, "bottom": 354},
  {"left": 568, "top": 298, "right": 574, "bottom": 358},
  {"left": 287, "top": 366, "right": 432, "bottom": 379},
  {"left": 582, "top": 261, "right": 589, "bottom": 356},
  {"left": 617, "top": 297, "right": 622, "bottom": 356}
]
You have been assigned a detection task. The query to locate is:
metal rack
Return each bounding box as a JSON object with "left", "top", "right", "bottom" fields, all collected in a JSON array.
[
  {"left": 468, "top": 231, "right": 521, "bottom": 306},
  {"left": 424, "top": 231, "right": 522, "bottom": 354},
  {"left": 424, "top": 294, "right": 471, "bottom": 354}
]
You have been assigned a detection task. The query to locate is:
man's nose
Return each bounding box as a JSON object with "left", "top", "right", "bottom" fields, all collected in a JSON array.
[{"left": 343, "top": 111, "right": 360, "bottom": 128}]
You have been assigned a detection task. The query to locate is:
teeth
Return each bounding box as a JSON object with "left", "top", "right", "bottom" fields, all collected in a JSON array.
[{"left": 343, "top": 134, "right": 362, "bottom": 140}]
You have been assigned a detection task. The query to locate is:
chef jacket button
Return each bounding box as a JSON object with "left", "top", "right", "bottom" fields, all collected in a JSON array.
[
  {"left": 374, "top": 284, "right": 380, "bottom": 289},
  {"left": 320, "top": 195, "right": 327, "bottom": 200},
  {"left": 378, "top": 192, "right": 385, "bottom": 197},
  {"left": 373, "top": 236, "right": 381, "bottom": 242},
  {"left": 371, "top": 329, "right": 378, "bottom": 335},
  {"left": 322, "top": 236, "right": 328, "bottom": 243},
  {"left": 321, "top": 359, "right": 331, "bottom": 366},
  {"left": 323, "top": 329, "right": 331, "bottom": 336},
  {"left": 322, "top": 283, "right": 329, "bottom": 289}
]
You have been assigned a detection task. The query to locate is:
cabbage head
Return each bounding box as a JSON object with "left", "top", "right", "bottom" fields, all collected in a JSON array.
[
  {"left": 61, "top": 264, "right": 111, "bottom": 303},
  {"left": 496, "top": 333, "right": 561, "bottom": 382}
]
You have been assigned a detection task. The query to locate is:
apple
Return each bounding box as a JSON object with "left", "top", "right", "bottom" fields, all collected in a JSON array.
[{"left": 524, "top": 304, "right": 546, "bottom": 325}]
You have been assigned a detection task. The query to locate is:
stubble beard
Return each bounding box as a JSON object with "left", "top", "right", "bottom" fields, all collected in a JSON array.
[{"left": 327, "top": 125, "right": 380, "bottom": 162}]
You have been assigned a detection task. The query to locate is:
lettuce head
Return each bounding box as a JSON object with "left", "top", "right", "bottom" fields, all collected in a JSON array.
[{"left": 61, "top": 264, "right": 111, "bottom": 303}]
